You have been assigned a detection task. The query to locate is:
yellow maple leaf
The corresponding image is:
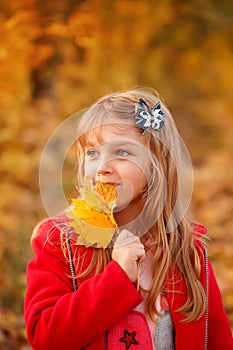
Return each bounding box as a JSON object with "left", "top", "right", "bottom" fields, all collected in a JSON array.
[
  {"left": 80, "top": 177, "right": 116, "bottom": 213},
  {"left": 95, "top": 180, "right": 117, "bottom": 204},
  {"left": 65, "top": 178, "right": 117, "bottom": 248}
]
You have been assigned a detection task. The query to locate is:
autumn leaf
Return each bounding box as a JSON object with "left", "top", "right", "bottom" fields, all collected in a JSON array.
[
  {"left": 95, "top": 180, "right": 117, "bottom": 204},
  {"left": 80, "top": 177, "right": 116, "bottom": 212},
  {"left": 65, "top": 177, "right": 117, "bottom": 248}
]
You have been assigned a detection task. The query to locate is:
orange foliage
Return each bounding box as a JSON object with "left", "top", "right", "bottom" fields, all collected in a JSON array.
[{"left": 0, "top": 0, "right": 233, "bottom": 347}]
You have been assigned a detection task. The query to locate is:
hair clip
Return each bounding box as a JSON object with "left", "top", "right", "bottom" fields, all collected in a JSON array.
[{"left": 135, "top": 98, "right": 165, "bottom": 135}]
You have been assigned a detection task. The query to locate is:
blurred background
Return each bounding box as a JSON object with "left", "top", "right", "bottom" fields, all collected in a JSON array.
[{"left": 0, "top": 0, "right": 232, "bottom": 348}]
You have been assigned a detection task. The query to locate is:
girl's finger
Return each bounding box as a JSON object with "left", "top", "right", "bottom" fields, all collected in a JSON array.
[{"left": 114, "top": 229, "right": 140, "bottom": 248}]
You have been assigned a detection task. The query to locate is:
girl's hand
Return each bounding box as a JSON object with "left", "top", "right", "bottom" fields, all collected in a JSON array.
[{"left": 112, "top": 229, "right": 146, "bottom": 283}]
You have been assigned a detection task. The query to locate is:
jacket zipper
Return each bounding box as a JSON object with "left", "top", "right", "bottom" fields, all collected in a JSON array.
[
  {"left": 65, "top": 229, "right": 78, "bottom": 291},
  {"left": 204, "top": 246, "right": 209, "bottom": 350}
]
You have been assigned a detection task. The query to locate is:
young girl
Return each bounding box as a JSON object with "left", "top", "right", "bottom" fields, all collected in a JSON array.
[{"left": 24, "top": 88, "right": 233, "bottom": 350}]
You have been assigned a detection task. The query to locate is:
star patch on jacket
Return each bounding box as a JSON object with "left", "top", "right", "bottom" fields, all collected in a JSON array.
[
  {"left": 119, "top": 329, "right": 139, "bottom": 349},
  {"left": 107, "top": 311, "right": 153, "bottom": 349}
]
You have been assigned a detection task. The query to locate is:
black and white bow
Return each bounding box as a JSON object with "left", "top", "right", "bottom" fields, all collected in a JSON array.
[{"left": 135, "top": 98, "right": 165, "bottom": 135}]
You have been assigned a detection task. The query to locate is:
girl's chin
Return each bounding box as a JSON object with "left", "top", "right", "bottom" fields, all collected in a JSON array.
[
  {"left": 115, "top": 188, "right": 134, "bottom": 208},
  {"left": 114, "top": 197, "right": 138, "bottom": 213},
  {"left": 114, "top": 203, "right": 129, "bottom": 213},
  {"left": 115, "top": 194, "right": 133, "bottom": 211}
]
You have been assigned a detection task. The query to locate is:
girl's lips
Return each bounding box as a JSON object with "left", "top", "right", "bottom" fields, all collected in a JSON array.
[
  {"left": 106, "top": 182, "right": 122, "bottom": 188},
  {"left": 96, "top": 179, "right": 121, "bottom": 187}
]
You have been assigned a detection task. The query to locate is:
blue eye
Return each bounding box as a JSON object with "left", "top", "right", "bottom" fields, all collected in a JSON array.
[
  {"left": 116, "top": 149, "right": 130, "bottom": 157},
  {"left": 87, "top": 149, "right": 98, "bottom": 157}
]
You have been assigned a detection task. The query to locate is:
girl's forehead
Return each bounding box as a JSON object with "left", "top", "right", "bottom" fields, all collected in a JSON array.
[{"left": 84, "top": 124, "right": 143, "bottom": 146}]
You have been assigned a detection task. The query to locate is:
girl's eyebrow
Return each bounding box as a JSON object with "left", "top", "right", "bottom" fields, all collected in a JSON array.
[
  {"left": 85, "top": 139, "right": 142, "bottom": 149},
  {"left": 85, "top": 140, "right": 98, "bottom": 148},
  {"left": 111, "top": 141, "right": 140, "bottom": 148}
]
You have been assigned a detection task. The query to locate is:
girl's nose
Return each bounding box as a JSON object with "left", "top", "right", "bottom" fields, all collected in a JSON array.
[{"left": 97, "top": 161, "right": 113, "bottom": 176}]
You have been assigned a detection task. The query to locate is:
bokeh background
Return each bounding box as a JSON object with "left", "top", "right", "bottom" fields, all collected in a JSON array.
[{"left": 0, "top": 0, "right": 232, "bottom": 348}]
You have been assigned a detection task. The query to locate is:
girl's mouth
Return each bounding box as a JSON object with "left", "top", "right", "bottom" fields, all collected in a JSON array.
[{"left": 98, "top": 180, "right": 120, "bottom": 187}]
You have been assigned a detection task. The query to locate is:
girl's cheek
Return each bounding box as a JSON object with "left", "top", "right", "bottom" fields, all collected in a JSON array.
[{"left": 84, "top": 161, "right": 98, "bottom": 179}]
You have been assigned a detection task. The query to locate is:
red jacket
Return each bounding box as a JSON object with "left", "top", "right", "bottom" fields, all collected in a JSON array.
[{"left": 24, "top": 218, "right": 233, "bottom": 350}]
